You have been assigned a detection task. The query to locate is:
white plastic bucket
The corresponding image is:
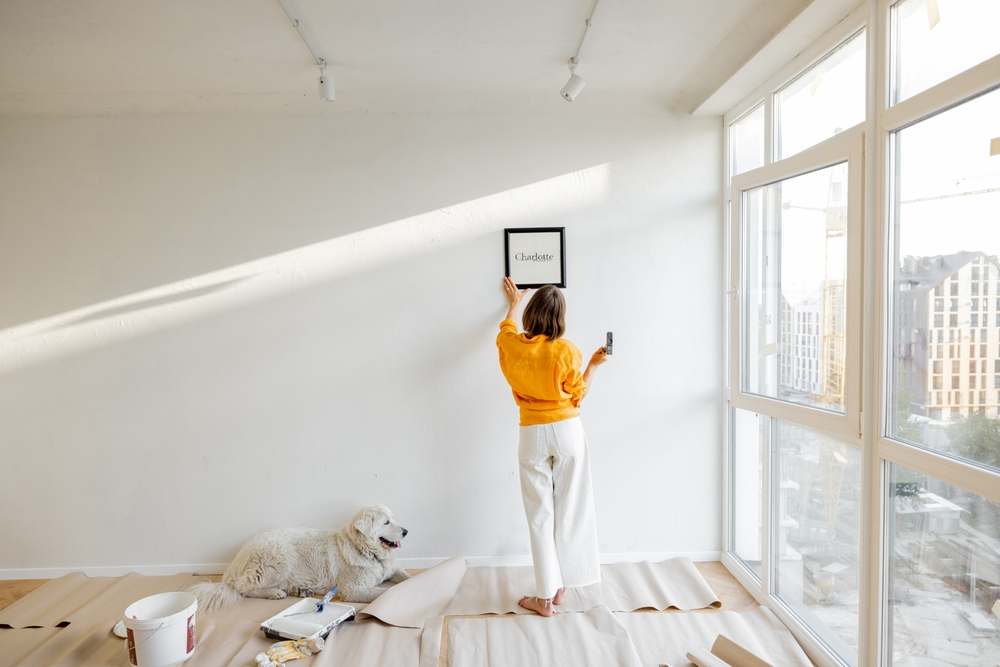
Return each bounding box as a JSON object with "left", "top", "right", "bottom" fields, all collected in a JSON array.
[{"left": 122, "top": 592, "right": 198, "bottom": 667}]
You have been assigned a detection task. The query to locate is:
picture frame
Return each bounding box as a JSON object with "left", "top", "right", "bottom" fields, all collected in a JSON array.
[{"left": 504, "top": 227, "right": 567, "bottom": 288}]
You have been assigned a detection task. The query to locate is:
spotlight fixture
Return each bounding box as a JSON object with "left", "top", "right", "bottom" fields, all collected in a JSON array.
[
  {"left": 561, "top": 0, "right": 601, "bottom": 102},
  {"left": 318, "top": 60, "right": 335, "bottom": 102},
  {"left": 561, "top": 65, "right": 585, "bottom": 102},
  {"left": 276, "top": 0, "right": 336, "bottom": 102}
]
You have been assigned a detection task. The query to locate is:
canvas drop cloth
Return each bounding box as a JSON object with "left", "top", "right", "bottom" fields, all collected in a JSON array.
[
  {"left": 614, "top": 607, "right": 813, "bottom": 667},
  {"left": 445, "top": 557, "right": 720, "bottom": 616},
  {"left": 446, "top": 606, "right": 643, "bottom": 667}
]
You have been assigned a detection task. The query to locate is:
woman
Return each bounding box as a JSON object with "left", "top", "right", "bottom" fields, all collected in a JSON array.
[{"left": 497, "top": 276, "right": 609, "bottom": 616}]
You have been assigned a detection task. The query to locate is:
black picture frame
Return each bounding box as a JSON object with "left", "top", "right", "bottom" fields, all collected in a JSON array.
[{"left": 504, "top": 227, "right": 567, "bottom": 288}]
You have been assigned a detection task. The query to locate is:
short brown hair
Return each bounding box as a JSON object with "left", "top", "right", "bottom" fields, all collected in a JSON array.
[{"left": 522, "top": 285, "right": 566, "bottom": 340}]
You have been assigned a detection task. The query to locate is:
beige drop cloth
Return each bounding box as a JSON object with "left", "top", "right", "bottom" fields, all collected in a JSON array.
[
  {"left": 445, "top": 557, "right": 719, "bottom": 616},
  {"left": 0, "top": 572, "right": 198, "bottom": 629},
  {"left": 356, "top": 557, "right": 468, "bottom": 628},
  {"left": 614, "top": 607, "right": 812, "bottom": 667},
  {"left": 447, "top": 606, "right": 643, "bottom": 667},
  {"left": 0, "top": 563, "right": 465, "bottom": 667},
  {"left": 0, "top": 558, "right": 727, "bottom": 667},
  {"left": 0, "top": 577, "right": 319, "bottom": 667}
]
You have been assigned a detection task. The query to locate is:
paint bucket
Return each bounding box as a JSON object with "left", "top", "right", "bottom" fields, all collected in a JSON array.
[{"left": 122, "top": 592, "right": 197, "bottom": 667}]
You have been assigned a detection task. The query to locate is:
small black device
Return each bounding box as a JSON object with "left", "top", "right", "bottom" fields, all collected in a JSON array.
[{"left": 605, "top": 331, "right": 613, "bottom": 355}]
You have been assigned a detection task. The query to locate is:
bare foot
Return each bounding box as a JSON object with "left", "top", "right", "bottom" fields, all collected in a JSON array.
[
  {"left": 518, "top": 595, "right": 554, "bottom": 616},
  {"left": 552, "top": 588, "right": 566, "bottom": 605}
]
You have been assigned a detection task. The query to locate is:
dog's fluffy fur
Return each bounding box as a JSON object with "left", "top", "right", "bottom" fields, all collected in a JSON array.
[{"left": 189, "top": 505, "right": 410, "bottom": 611}]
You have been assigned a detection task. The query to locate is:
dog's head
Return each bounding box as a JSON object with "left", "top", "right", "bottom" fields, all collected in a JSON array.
[{"left": 351, "top": 505, "right": 408, "bottom": 555}]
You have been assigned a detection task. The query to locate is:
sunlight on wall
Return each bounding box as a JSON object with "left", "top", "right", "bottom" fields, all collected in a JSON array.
[{"left": 0, "top": 164, "right": 610, "bottom": 374}]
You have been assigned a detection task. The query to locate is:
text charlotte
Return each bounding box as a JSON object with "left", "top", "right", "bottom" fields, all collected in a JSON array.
[{"left": 515, "top": 253, "right": 555, "bottom": 262}]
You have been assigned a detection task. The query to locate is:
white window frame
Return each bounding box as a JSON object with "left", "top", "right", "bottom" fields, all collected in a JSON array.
[
  {"left": 870, "top": 6, "right": 1000, "bottom": 661},
  {"left": 721, "top": 12, "right": 870, "bottom": 666},
  {"left": 729, "top": 127, "right": 865, "bottom": 443},
  {"left": 722, "top": 2, "right": 1000, "bottom": 667}
]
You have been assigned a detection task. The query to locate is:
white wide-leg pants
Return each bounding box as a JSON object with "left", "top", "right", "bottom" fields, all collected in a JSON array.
[{"left": 518, "top": 416, "right": 601, "bottom": 599}]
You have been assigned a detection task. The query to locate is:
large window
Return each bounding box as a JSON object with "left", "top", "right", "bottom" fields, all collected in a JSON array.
[
  {"left": 742, "top": 162, "right": 849, "bottom": 415},
  {"left": 723, "top": 3, "right": 1000, "bottom": 667},
  {"left": 731, "top": 126, "right": 864, "bottom": 445},
  {"left": 775, "top": 421, "right": 861, "bottom": 660},
  {"left": 775, "top": 29, "right": 866, "bottom": 160},
  {"left": 889, "top": 86, "right": 1000, "bottom": 474},
  {"left": 886, "top": 463, "right": 1000, "bottom": 666},
  {"left": 891, "top": 0, "right": 1000, "bottom": 104},
  {"left": 729, "top": 70, "right": 865, "bottom": 666}
]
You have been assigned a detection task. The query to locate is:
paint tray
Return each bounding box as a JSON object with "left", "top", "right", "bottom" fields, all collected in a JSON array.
[{"left": 260, "top": 598, "right": 356, "bottom": 641}]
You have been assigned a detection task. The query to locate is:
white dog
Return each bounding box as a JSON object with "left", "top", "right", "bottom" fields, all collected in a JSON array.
[{"left": 189, "top": 505, "right": 410, "bottom": 611}]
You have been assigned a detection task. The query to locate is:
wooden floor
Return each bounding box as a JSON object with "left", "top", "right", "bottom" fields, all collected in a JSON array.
[
  {"left": 0, "top": 561, "right": 757, "bottom": 614},
  {"left": 0, "top": 579, "right": 48, "bottom": 613}
]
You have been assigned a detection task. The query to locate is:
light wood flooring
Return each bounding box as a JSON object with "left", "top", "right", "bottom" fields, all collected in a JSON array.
[{"left": 0, "top": 579, "right": 48, "bottom": 613}]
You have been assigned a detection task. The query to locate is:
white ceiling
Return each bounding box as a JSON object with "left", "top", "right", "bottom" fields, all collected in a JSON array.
[{"left": 0, "top": 0, "right": 815, "bottom": 109}]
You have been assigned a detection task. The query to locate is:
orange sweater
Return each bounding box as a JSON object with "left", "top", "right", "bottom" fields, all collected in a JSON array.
[{"left": 496, "top": 318, "right": 587, "bottom": 426}]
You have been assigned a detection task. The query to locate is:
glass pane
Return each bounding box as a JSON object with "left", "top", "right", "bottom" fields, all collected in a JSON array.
[
  {"left": 743, "top": 163, "right": 849, "bottom": 414},
  {"left": 892, "top": 0, "right": 1000, "bottom": 105},
  {"left": 774, "top": 421, "right": 861, "bottom": 665},
  {"left": 887, "top": 463, "right": 1000, "bottom": 666},
  {"left": 775, "top": 30, "right": 865, "bottom": 160},
  {"left": 731, "top": 104, "right": 765, "bottom": 178},
  {"left": 890, "top": 87, "right": 1000, "bottom": 473},
  {"left": 732, "top": 406, "right": 763, "bottom": 578}
]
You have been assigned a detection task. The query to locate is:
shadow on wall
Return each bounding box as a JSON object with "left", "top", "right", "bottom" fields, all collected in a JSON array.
[{"left": 0, "top": 164, "right": 611, "bottom": 375}]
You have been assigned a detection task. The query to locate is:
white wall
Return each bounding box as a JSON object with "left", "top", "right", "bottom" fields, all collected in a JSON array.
[{"left": 0, "top": 93, "right": 723, "bottom": 575}]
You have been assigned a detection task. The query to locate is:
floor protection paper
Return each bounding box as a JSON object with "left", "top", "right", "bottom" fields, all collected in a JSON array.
[
  {"left": 614, "top": 607, "right": 813, "bottom": 667},
  {"left": 356, "top": 557, "right": 468, "bottom": 628},
  {"left": 312, "top": 619, "right": 423, "bottom": 667},
  {"left": 0, "top": 570, "right": 434, "bottom": 667},
  {"left": 447, "top": 606, "right": 643, "bottom": 667},
  {"left": 0, "top": 559, "right": 741, "bottom": 667},
  {"left": 0, "top": 573, "right": 198, "bottom": 629},
  {"left": 445, "top": 557, "right": 720, "bottom": 616}
]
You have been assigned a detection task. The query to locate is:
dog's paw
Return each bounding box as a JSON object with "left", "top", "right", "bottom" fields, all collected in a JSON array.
[
  {"left": 339, "top": 587, "right": 383, "bottom": 604},
  {"left": 260, "top": 588, "right": 288, "bottom": 600}
]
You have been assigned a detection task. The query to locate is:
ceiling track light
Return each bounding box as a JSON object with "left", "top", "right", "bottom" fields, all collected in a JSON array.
[
  {"left": 318, "top": 59, "right": 335, "bottom": 102},
  {"left": 275, "top": 0, "right": 335, "bottom": 102},
  {"left": 561, "top": 0, "right": 601, "bottom": 102}
]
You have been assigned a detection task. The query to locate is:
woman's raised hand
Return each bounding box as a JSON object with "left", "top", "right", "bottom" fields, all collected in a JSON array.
[
  {"left": 504, "top": 276, "right": 528, "bottom": 307},
  {"left": 590, "top": 347, "right": 609, "bottom": 366}
]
